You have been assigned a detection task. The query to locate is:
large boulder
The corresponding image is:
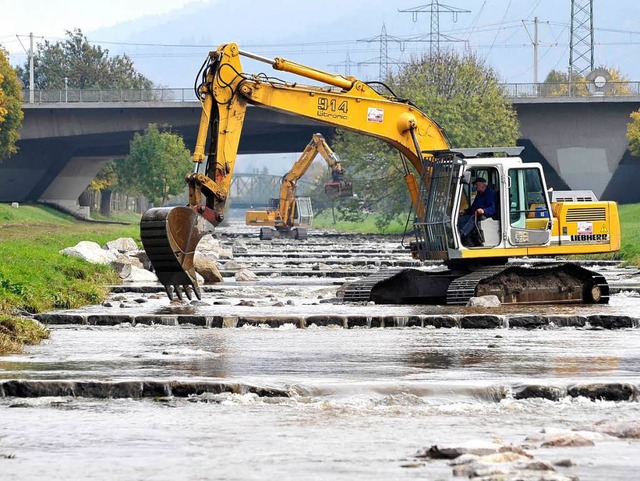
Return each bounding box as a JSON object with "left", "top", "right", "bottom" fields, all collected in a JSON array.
[
  {"left": 466, "top": 295, "right": 501, "bottom": 307},
  {"left": 194, "top": 252, "right": 224, "bottom": 283},
  {"left": 235, "top": 269, "right": 258, "bottom": 282},
  {"left": 111, "top": 255, "right": 144, "bottom": 279},
  {"left": 123, "top": 265, "right": 158, "bottom": 283},
  {"left": 60, "top": 241, "right": 117, "bottom": 265},
  {"left": 196, "top": 235, "right": 233, "bottom": 259},
  {"left": 105, "top": 237, "right": 138, "bottom": 254},
  {"left": 224, "top": 260, "right": 248, "bottom": 270}
]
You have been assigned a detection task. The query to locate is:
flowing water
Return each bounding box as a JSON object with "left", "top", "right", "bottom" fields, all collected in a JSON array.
[{"left": 2, "top": 322, "right": 640, "bottom": 480}]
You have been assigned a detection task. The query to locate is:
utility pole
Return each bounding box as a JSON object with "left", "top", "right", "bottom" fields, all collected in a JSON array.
[
  {"left": 29, "top": 32, "right": 34, "bottom": 104},
  {"left": 533, "top": 17, "right": 538, "bottom": 84},
  {"left": 523, "top": 17, "right": 544, "bottom": 85},
  {"left": 16, "top": 32, "right": 37, "bottom": 103}
]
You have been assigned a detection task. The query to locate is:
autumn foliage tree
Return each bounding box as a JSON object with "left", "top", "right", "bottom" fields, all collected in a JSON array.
[
  {"left": 541, "top": 67, "right": 631, "bottom": 97},
  {"left": 627, "top": 110, "right": 640, "bottom": 158},
  {"left": 0, "top": 48, "right": 24, "bottom": 163}
]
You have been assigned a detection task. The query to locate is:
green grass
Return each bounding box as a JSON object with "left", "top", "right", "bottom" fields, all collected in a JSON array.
[
  {"left": 90, "top": 210, "right": 142, "bottom": 224},
  {"left": 0, "top": 203, "right": 141, "bottom": 354},
  {"left": 0, "top": 315, "right": 50, "bottom": 355},
  {"left": 313, "top": 210, "right": 409, "bottom": 234},
  {"left": 618, "top": 203, "right": 640, "bottom": 266}
]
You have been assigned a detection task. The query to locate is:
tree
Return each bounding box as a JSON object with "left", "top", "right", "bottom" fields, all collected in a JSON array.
[
  {"left": 88, "top": 161, "right": 120, "bottom": 217},
  {"left": 0, "top": 48, "right": 24, "bottom": 163},
  {"left": 329, "top": 49, "right": 519, "bottom": 230},
  {"left": 17, "top": 29, "right": 153, "bottom": 90},
  {"left": 541, "top": 66, "right": 631, "bottom": 97},
  {"left": 627, "top": 110, "right": 640, "bottom": 158},
  {"left": 120, "top": 124, "right": 192, "bottom": 206}
]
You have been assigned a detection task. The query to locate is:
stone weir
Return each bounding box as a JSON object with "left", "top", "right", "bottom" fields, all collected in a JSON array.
[
  {"left": 34, "top": 309, "right": 640, "bottom": 330},
  {"left": 1, "top": 379, "right": 638, "bottom": 402}
]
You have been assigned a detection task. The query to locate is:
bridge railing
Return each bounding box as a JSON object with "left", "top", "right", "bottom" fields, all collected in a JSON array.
[
  {"left": 22, "top": 82, "right": 640, "bottom": 104},
  {"left": 22, "top": 88, "right": 198, "bottom": 104},
  {"left": 502, "top": 81, "right": 640, "bottom": 98}
]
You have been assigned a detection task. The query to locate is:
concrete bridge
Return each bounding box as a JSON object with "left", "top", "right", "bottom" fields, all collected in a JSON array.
[
  {"left": 1, "top": 91, "right": 640, "bottom": 214},
  {"left": 0, "top": 101, "right": 333, "bottom": 214}
]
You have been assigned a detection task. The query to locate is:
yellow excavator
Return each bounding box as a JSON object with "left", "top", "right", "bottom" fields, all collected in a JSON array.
[
  {"left": 245, "top": 133, "right": 352, "bottom": 240},
  {"left": 140, "top": 42, "right": 621, "bottom": 304}
]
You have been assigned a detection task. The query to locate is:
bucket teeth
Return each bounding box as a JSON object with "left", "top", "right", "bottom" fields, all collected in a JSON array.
[{"left": 184, "top": 285, "right": 193, "bottom": 301}]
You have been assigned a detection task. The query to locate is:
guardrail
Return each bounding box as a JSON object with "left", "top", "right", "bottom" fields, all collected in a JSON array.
[
  {"left": 22, "top": 88, "right": 197, "bottom": 104},
  {"left": 21, "top": 82, "right": 640, "bottom": 104}
]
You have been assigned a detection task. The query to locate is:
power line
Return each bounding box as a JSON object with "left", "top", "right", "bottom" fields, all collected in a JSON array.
[{"left": 487, "top": 0, "right": 514, "bottom": 58}]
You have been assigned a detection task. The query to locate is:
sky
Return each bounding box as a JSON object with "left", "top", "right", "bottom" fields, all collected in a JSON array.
[
  {"left": 3, "top": 0, "right": 640, "bottom": 86},
  {"left": 0, "top": 0, "right": 199, "bottom": 39}
]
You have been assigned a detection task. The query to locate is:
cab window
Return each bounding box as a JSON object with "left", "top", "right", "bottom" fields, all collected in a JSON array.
[{"left": 508, "top": 168, "right": 549, "bottom": 228}]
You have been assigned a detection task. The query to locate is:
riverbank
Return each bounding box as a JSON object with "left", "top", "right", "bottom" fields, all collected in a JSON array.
[{"left": 0, "top": 204, "right": 139, "bottom": 354}]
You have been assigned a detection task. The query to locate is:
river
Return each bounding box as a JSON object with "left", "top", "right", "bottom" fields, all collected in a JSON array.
[{"left": 2, "top": 323, "right": 640, "bottom": 480}]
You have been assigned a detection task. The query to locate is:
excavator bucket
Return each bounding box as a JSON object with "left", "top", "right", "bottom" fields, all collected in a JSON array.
[
  {"left": 140, "top": 206, "right": 206, "bottom": 301},
  {"left": 325, "top": 180, "right": 353, "bottom": 198}
]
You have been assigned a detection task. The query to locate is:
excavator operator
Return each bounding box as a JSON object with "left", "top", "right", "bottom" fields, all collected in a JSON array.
[{"left": 458, "top": 177, "right": 495, "bottom": 247}]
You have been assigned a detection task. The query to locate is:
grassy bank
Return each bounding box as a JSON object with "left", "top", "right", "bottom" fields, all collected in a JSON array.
[
  {"left": 313, "top": 210, "right": 408, "bottom": 234},
  {"left": 0, "top": 204, "right": 140, "bottom": 354},
  {"left": 618, "top": 204, "right": 640, "bottom": 266}
]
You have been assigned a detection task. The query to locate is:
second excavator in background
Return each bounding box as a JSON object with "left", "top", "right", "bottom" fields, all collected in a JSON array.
[
  {"left": 140, "top": 42, "right": 620, "bottom": 305},
  {"left": 245, "top": 133, "right": 353, "bottom": 240}
]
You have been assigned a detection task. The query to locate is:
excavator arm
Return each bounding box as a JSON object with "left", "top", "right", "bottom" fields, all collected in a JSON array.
[
  {"left": 141, "top": 42, "right": 451, "bottom": 300},
  {"left": 245, "top": 133, "right": 351, "bottom": 236}
]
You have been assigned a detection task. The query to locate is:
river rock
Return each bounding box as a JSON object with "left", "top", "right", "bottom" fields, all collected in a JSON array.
[
  {"left": 194, "top": 252, "right": 223, "bottom": 283},
  {"left": 128, "top": 250, "right": 152, "bottom": 270},
  {"left": 235, "top": 269, "right": 258, "bottom": 282},
  {"left": 567, "top": 382, "right": 636, "bottom": 401},
  {"left": 111, "top": 256, "right": 144, "bottom": 279},
  {"left": 526, "top": 428, "right": 601, "bottom": 447},
  {"left": 197, "top": 235, "right": 233, "bottom": 259},
  {"left": 416, "top": 439, "right": 504, "bottom": 459},
  {"left": 123, "top": 265, "right": 158, "bottom": 283},
  {"left": 232, "top": 240, "right": 248, "bottom": 254},
  {"left": 466, "top": 295, "right": 501, "bottom": 307},
  {"left": 540, "top": 433, "right": 595, "bottom": 448},
  {"left": 60, "top": 241, "right": 117, "bottom": 265},
  {"left": 104, "top": 237, "right": 138, "bottom": 253},
  {"left": 225, "top": 260, "right": 249, "bottom": 270},
  {"left": 577, "top": 419, "right": 640, "bottom": 439}
]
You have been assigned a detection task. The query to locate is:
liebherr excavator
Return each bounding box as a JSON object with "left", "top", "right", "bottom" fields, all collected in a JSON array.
[
  {"left": 245, "top": 133, "right": 352, "bottom": 240},
  {"left": 140, "top": 42, "right": 621, "bottom": 304}
]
